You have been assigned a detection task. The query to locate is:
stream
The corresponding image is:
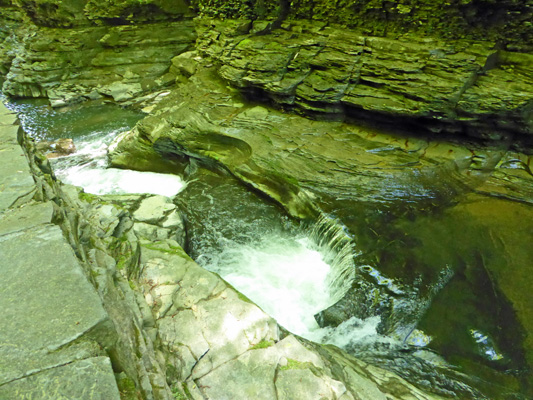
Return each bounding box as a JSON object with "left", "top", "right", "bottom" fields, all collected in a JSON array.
[{"left": 6, "top": 97, "right": 531, "bottom": 399}]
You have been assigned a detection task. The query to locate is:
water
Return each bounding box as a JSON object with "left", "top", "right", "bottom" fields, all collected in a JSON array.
[
  {"left": 178, "top": 170, "right": 530, "bottom": 398},
  {"left": 180, "top": 174, "right": 358, "bottom": 338},
  {"left": 5, "top": 98, "right": 185, "bottom": 196},
  {"left": 203, "top": 234, "right": 340, "bottom": 335},
  {"left": 177, "top": 174, "right": 434, "bottom": 355},
  {"left": 51, "top": 130, "right": 185, "bottom": 196}
]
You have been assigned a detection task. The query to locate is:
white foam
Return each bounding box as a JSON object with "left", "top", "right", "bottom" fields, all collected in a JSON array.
[
  {"left": 51, "top": 129, "right": 185, "bottom": 196},
  {"left": 307, "top": 315, "right": 396, "bottom": 349},
  {"left": 56, "top": 165, "right": 185, "bottom": 196},
  {"left": 203, "top": 236, "right": 336, "bottom": 336}
]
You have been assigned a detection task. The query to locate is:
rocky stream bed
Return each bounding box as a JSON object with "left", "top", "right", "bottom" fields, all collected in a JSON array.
[{"left": 1, "top": 0, "right": 532, "bottom": 399}]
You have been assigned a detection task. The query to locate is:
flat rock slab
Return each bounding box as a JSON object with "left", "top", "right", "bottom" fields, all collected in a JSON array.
[
  {"left": 0, "top": 357, "right": 120, "bottom": 400},
  {"left": 0, "top": 224, "right": 114, "bottom": 385},
  {"left": 133, "top": 195, "right": 175, "bottom": 224},
  {"left": 0, "top": 123, "right": 35, "bottom": 212},
  {"left": 0, "top": 201, "right": 54, "bottom": 236},
  {"left": 0, "top": 105, "right": 18, "bottom": 125}
]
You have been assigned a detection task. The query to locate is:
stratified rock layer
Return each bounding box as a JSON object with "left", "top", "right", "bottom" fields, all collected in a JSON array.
[
  {"left": 2, "top": 20, "right": 196, "bottom": 106},
  {"left": 197, "top": 19, "right": 532, "bottom": 143},
  {"left": 190, "top": 0, "right": 533, "bottom": 50},
  {"left": 0, "top": 103, "right": 120, "bottom": 399}
]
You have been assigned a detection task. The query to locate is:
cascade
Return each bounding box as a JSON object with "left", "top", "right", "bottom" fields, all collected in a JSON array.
[{"left": 306, "top": 214, "right": 357, "bottom": 304}]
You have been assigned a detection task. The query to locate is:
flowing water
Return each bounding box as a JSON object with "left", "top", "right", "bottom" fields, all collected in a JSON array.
[
  {"left": 6, "top": 97, "right": 532, "bottom": 399},
  {"left": 175, "top": 173, "right": 360, "bottom": 340},
  {"left": 5, "top": 98, "right": 185, "bottom": 196}
]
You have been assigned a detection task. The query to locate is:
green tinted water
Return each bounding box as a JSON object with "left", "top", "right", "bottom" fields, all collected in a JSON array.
[{"left": 5, "top": 97, "right": 144, "bottom": 140}]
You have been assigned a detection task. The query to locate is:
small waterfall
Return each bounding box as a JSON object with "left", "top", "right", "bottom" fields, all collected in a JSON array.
[{"left": 307, "top": 214, "right": 357, "bottom": 304}]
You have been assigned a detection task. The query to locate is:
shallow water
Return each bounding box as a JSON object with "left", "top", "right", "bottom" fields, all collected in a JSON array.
[{"left": 5, "top": 98, "right": 185, "bottom": 196}]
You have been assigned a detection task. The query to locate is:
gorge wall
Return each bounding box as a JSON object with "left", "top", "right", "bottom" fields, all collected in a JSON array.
[{"left": 1, "top": 0, "right": 531, "bottom": 144}]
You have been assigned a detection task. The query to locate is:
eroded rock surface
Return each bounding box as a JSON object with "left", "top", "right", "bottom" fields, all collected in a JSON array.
[
  {"left": 0, "top": 103, "right": 120, "bottom": 399},
  {"left": 196, "top": 19, "right": 532, "bottom": 143},
  {"left": 2, "top": 21, "right": 196, "bottom": 107},
  {"left": 108, "top": 54, "right": 533, "bottom": 398},
  {"left": 110, "top": 60, "right": 533, "bottom": 216}
]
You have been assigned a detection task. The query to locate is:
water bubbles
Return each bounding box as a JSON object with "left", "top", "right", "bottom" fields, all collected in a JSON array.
[
  {"left": 50, "top": 128, "right": 185, "bottom": 196},
  {"left": 201, "top": 232, "right": 335, "bottom": 336}
]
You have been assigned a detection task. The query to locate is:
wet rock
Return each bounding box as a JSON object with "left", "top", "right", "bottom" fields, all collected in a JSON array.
[
  {"left": 109, "top": 62, "right": 533, "bottom": 220},
  {"left": 196, "top": 19, "right": 532, "bottom": 142},
  {"left": 36, "top": 138, "right": 76, "bottom": 158},
  {"left": 4, "top": 99, "right": 494, "bottom": 399},
  {"left": 107, "top": 57, "right": 533, "bottom": 398},
  {"left": 1, "top": 20, "right": 196, "bottom": 106}
]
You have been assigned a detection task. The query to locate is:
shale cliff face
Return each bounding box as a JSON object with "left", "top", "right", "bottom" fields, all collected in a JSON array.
[
  {"left": 190, "top": 0, "right": 533, "bottom": 51},
  {"left": 1, "top": 0, "right": 531, "bottom": 142},
  {"left": 197, "top": 19, "right": 532, "bottom": 144},
  {"left": 0, "top": 0, "right": 196, "bottom": 106}
]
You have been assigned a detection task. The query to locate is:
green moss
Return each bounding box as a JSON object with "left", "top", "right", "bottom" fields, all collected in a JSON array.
[
  {"left": 279, "top": 358, "right": 313, "bottom": 371},
  {"left": 116, "top": 376, "right": 139, "bottom": 400},
  {"left": 202, "top": 150, "right": 223, "bottom": 162},
  {"left": 250, "top": 339, "right": 275, "bottom": 350},
  {"left": 181, "top": 382, "right": 193, "bottom": 399},
  {"left": 141, "top": 241, "right": 193, "bottom": 261},
  {"left": 171, "top": 386, "right": 186, "bottom": 400},
  {"left": 116, "top": 256, "right": 128, "bottom": 270},
  {"left": 237, "top": 38, "right": 252, "bottom": 47},
  {"left": 79, "top": 191, "right": 98, "bottom": 203}
]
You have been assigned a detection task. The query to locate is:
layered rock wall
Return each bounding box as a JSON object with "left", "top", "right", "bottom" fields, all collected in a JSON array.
[
  {"left": 2, "top": 1, "right": 531, "bottom": 143},
  {"left": 196, "top": 19, "right": 532, "bottom": 144},
  {"left": 0, "top": 0, "right": 196, "bottom": 106},
  {"left": 190, "top": 0, "right": 533, "bottom": 51}
]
